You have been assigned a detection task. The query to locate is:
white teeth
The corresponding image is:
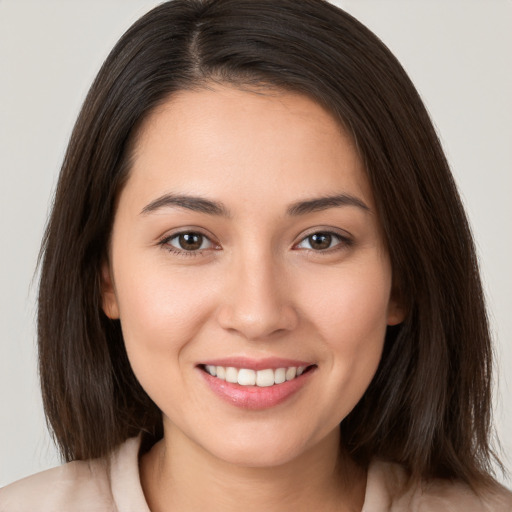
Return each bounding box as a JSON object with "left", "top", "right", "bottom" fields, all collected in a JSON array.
[
  {"left": 285, "top": 367, "right": 296, "bottom": 381},
  {"left": 238, "top": 368, "right": 256, "bottom": 386},
  {"left": 256, "top": 369, "right": 275, "bottom": 387},
  {"left": 204, "top": 364, "right": 310, "bottom": 387},
  {"left": 274, "top": 368, "right": 286, "bottom": 384},
  {"left": 205, "top": 365, "right": 216, "bottom": 377},
  {"left": 225, "top": 367, "right": 238, "bottom": 383}
]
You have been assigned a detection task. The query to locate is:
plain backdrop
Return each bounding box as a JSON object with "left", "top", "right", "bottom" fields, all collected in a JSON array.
[{"left": 1, "top": 0, "right": 511, "bottom": 487}]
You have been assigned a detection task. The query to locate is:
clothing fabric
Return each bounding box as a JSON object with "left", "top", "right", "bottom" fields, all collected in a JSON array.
[{"left": 1, "top": 436, "right": 511, "bottom": 511}]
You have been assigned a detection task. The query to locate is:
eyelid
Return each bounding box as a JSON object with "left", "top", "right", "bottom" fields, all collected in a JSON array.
[
  {"left": 293, "top": 228, "right": 354, "bottom": 252},
  {"left": 157, "top": 226, "right": 217, "bottom": 243},
  {"left": 158, "top": 227, "right": 221, "bottom": 254},
  {"left": 168, "top": 233, "right": 213, "bottom": 251},
  {"left": 157, "top": 226, "right": 353, "bottom": 256}
]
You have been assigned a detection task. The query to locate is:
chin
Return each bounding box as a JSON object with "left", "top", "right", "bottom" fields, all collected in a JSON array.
[
  {"left": 210, "top": 442, "right": 305, "bottom": 469},
  {"left": 196, "top": 424, "right": 330, "bottom": 469}
]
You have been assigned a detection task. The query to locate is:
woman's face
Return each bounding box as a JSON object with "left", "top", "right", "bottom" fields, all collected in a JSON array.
[{"left": 103, "top": 85, "right": 403, "bottom": 467}]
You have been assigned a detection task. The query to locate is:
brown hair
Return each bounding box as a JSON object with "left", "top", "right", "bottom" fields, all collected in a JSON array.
[{"left": 38, "top": 0, "right": 499, "bottom": 487}]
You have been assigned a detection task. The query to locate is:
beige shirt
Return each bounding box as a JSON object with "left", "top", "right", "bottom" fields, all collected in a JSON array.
[{"left": 1, "top": 437, "right": 511, "bottom": 511}]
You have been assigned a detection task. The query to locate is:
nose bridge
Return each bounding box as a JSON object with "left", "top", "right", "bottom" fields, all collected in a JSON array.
[{"left": 217, "top": 243, "right": 297, "bottom": 339}]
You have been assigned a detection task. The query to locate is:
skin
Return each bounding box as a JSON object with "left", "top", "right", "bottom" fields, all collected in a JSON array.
[{"left": 102, "top": 85, "right": 404, "bottom": 511}]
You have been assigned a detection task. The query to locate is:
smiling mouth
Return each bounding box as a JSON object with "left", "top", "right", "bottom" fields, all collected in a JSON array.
[{"left": 200, "top": 364, "right": 316, "bottom": 387}]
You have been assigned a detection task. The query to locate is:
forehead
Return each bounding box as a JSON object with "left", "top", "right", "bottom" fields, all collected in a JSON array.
[{"left": 124, "top": 84, "right": 373, "bottom": 213}]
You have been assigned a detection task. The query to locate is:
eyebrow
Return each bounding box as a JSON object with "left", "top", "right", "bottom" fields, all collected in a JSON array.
[
  {"left": 140, "top": 192, "right": 370, "bottom": 217},
  {"left": 287, "top": 194, "right": 370, "bottom": 216},
  {"left": 140, "top": 194, "right": 230, "bottom": 217}
]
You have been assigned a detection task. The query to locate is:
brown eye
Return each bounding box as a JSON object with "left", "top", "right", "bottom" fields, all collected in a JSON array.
[
  {"left": 308, "top": 233, "right": 332, "bottom": 250},
  {"left": 179, "top": 233, "right": 203, "bottom": 250},
  {"left": 166, "top": 232, "right": 213, "bottom": 252},
  {"left": 295, "top": 231, "right": 350, "bottom": 252}
]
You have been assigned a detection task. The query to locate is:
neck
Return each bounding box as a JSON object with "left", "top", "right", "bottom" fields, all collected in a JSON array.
[{"left": 140, "top": 424, "right": 366, "bottom": 512}]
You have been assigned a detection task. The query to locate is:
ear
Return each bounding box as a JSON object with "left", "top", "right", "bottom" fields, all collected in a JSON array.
[
  {"left": 387, "top": 283, "right": 406, "bottom": 326},
  {"left": 387, "top": 299, "right": 406, "bottom": 326},
  {"left": 101, "top": 261, "right": 120, "bottom": 319}
]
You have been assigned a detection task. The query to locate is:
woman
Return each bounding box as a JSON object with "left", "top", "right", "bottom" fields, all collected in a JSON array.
[{"left": 1, "top": 0, "right": 510, "bottom": 510}]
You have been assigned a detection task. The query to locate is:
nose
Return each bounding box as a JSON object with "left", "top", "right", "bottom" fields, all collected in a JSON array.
[{"left": 216, "top": 253, "right": 299, "bottom": 341}]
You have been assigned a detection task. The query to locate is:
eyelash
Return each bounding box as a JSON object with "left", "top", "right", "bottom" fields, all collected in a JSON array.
[
  {"left": 158, "top": 229, "right": 353, "bottom": 257},
  {"left": 294, "top": 231, "right": 353, "bottom": 253},
  {"left": 159, "top": 231, "right": 218, "bottom": 257}
]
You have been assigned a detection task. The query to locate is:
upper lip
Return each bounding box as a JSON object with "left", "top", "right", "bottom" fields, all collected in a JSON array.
[{"left": 197, "top": 357, "right": 315, "bottom": 371}]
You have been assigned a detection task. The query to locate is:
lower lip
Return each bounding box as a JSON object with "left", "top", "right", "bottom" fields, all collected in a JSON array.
[{"left": 199, "top": 368, "right": 314, "bottom": 410}]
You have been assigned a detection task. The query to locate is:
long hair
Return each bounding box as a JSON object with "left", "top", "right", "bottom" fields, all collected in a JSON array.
[{"left": 38, "top": 0, "right": 498, "bottom": 486}]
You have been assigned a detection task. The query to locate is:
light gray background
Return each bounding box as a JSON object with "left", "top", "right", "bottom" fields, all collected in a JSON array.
[{"left": 1, "top": 0, "right": 511, "bottom": 487}]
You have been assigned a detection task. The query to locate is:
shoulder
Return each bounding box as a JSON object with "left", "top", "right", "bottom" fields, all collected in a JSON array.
[
  {"left": 364, "top": 460, "right": 512, "bottom": 512},
  {"left": 0, "top": 458, "right": 113, "bottom": 512},
  {"left": 0, "top": 437, "right": 146, "bottom": 512}
]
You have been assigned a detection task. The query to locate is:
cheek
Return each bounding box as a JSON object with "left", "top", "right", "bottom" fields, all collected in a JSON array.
[
  {"left": 304, "top": 256, "right": 391, "bottom": 332},
  {"left": 299, "top": 258, "right": 391, "bottom": 403},
  {"left": 112, "top": 263, "right": 223, "bottom": 421},
  {"left": 112, "top": 258, "right": 216, "bottom": 372}
]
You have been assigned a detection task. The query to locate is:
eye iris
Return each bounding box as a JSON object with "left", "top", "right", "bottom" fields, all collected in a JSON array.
[
  {"left": 309, "top": 233, "right": 332, "bottom": 250},
  {"left": 179, "top": 233, "right": 203, "bottom": 250}
]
